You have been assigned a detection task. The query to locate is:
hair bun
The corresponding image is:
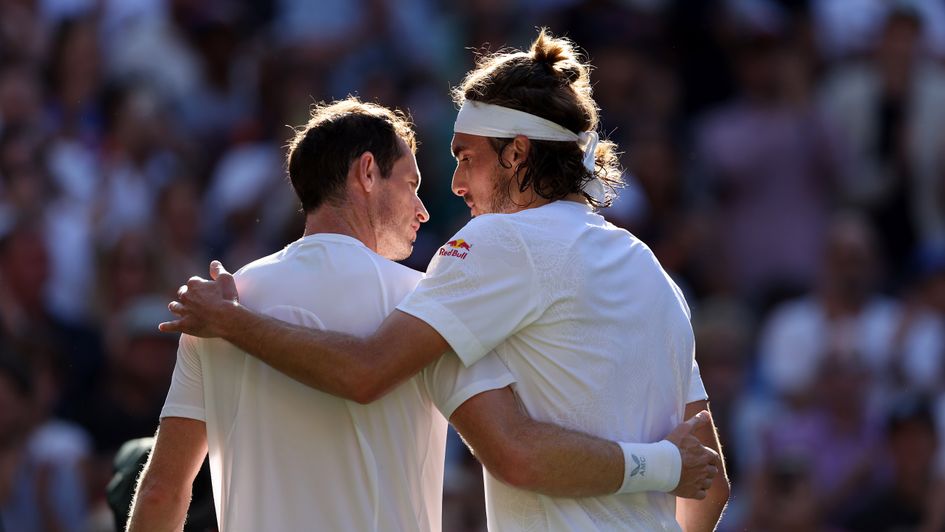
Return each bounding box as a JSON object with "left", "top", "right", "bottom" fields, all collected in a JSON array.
[{"left": 530, "top": 28, "right": 585, "bottom": 84}]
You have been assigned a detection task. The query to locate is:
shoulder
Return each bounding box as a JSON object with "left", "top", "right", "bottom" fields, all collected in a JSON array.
[
  {"left": 436, "top": 215, "right": 526, "bottom": 260},
  {"left": 370, "top": 254, "right": 424, "bottom": 286},
  {"left": 232, "top": 249, "right": 285, "bottom": 283},
  {"left": 453, "top": 214, "right": 520, "bottom": 241}
]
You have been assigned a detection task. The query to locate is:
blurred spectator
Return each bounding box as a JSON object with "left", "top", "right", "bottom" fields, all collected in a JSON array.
[
  {"left": 44, "top": 15, "right": 104, "bottom": 142},
  {"left": 820, "top": 7, "right": 945, "bottom": 280},
  {"left": 0, "top": 218, "right": 103, "bottom": 421},
  {"left": 845, "top": 396, "right": 941, "bottom": 531},
  {"left": 0, "top": 351, "right": 32, "bottom": 525},
  {"left": 0, "top": 1, "right": 46, "bottom": 65},
  {"left": 96, "top": 230, "right": 168, "bottom": 319},
  {"left": 72, "top": 295, "right": 178, "bottom": 519},
  {"left": 155, "top": 177, "right": 208, "bottom": 288},
  {"left": 0, "top": 343, "right": 91, "bottom": 532},
  {"left": 747, "top": 357, "right": 883, "bottom": 529},
  {"left": 690, "top": 297, "right": 752, "bottom": 481},
  {"left": 695, "top": 29, "right": 841, "bottom": 303},
  {"left": 0, "top": 62, "right": 44, "bottom": 132},
  {"left": 758, "top": 214, "right": 943, "bottom": 406}
]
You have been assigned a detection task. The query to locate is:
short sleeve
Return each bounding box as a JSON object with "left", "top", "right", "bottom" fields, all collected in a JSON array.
[
  {"left": 396, "top": 216, "right": 542, "bottom": 367},
  {"left": 161, "top": 334, "right": 206, "bottom": 421},
  {"left": 687, "top": 357, "right": 709, "bottom": 403},
  {"left": 421, "top": 351, "right": 516, "bottom": 420}
]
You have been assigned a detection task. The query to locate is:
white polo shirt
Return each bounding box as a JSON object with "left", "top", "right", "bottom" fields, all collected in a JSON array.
[
  {"left": 161, "top": 233, "right": 515, "bottom": 532},
  {"left": 398, "top": 201, "right": 707, "bottom": 532}
]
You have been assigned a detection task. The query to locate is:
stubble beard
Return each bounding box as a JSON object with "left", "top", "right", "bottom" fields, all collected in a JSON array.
[
  {"left": 485, "top": 164, "right": 517, "bottom": 215},
  {"left": 373, "top": 200, "right": 412, "bottom": 261}
]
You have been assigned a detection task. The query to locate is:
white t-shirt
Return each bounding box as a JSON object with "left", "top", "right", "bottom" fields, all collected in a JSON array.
[
  {"left": 398, "top": 201, "right": 707, "bottom": 532},
  {"left": 161, "top": 233, "right": 515, "bottom": 532}
]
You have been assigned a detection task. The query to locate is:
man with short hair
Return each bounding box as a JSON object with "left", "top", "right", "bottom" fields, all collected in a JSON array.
[{"left": 130, "top": 97, "right": 716, "bottom": 532}]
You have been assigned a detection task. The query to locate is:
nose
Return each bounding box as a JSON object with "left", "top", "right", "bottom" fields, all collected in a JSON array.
[
  {"left": 416, "top": 197, "right": 430, "bottom": 224},
  {"left": 451, "top": 166, "right": 467, "bottom": 197}
]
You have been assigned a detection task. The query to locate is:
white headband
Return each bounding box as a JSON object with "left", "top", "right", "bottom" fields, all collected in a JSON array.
[{"left": 454, "top": 100, "right": 607, "bottom": 202}]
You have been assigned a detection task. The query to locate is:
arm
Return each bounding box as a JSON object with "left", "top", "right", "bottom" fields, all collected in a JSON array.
[
  {"left": 449, "top": 387, "right": 719, "bottom": 499},
  {"left": 127, "top": 418, "right": 207, "bottom": 532},
  {"left": 449, "top": 386, "right": 622, "bottom": 497},
  {"left": 675, "top": 401, "right": 730, "bottom": 532},
  {"left": 161, "top": 268, "right": 450, "bottom": 404}
]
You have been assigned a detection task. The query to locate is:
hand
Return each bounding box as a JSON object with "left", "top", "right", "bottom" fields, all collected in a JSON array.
[
  {"left": 159, "top": 261, "right": 240, "bottom": 338},
  {"left": 666, "top": 410, "right": 719, "bottom": 500}
]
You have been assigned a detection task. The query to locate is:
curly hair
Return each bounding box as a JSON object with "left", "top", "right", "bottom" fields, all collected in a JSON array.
[{"left": 452, "top": 29, "right": 622, "bottom": 208}]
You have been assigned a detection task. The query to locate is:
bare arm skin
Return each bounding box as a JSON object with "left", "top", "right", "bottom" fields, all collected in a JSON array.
[
  {"left": 450, "top": 387, "right": 719, "bottom": 498},
  {"left": 675, "top": 401, "right": 730, "bottom": 532},
  {"left": 127, "top": 418, "right": 208, "bottom": 532},
  {"left": 449, "top": 386, "right": 623, "bottom": 497},
  {"left": 160, "top": 264, "right": 448, "bottom": 404}
]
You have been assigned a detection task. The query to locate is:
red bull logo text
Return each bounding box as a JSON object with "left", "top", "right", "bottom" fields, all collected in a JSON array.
[{"left": 439, "top": 239, "right": 472, "bottom": 259}]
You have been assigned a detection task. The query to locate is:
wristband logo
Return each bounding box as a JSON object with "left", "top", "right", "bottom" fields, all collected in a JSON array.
[
  {"left": 630, "top": 454, "right": 646, "bottom": 477},
  {"left": 439, "top": 239, "right": 472, "bottom": 260}
]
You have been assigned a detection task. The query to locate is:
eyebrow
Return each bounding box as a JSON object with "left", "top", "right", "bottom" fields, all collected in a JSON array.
[{"left": 450, "top": 144, "right": 468, "bottom": 158}]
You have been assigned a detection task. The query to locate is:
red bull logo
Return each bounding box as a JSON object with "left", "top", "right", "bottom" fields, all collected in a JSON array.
[{"left": 439, "top": 239, "right": 472, "bottom": 259}]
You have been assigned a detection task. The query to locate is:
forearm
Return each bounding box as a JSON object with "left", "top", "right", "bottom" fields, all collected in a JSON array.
[
  {"left": 126, "top": 482, "right": 190, "bottom": 532},
  {"left": 501, "top": 418, "right": 623, "bottom": 497},
  {"left": 126, "top": 419, "right": 207, "bottom": 532},
  {"left": 219, "top": 303, "right": 379, "bottom": 401},
  {"left": 451, "top": 388, "right": 625, "bottom": 497}
]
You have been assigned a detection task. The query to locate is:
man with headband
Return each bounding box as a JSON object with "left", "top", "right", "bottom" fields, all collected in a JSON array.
[{"left": 162, "top": 31, "right": 729, "bottom": 531}]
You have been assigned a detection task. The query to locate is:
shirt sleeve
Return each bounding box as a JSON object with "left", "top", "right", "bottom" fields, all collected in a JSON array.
[
  {"left": 396, "top": 216, "right": 543, "bottom": 367},
  {"left": 687, "top": 357, "right": 709, "bottom": 403},
  {"left": 161, "top": 334, "right": 206, "bottom": 421},
  {"left": 421, "top": 351, "right": 517, "bottom": 420}
]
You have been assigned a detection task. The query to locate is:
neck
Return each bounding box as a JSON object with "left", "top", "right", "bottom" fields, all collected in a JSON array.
[
  {"left": 302, "top": 203, "right": 378, "bottom": 252},
  {"left": 508, "top": 192, "right": 587, "bottom": 214}
]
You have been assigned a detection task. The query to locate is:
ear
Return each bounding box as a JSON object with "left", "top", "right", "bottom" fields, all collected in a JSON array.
[
  {"left": 509, "top": 135, "right": 531, "bottom": 165},
  {"left": 353, "top": 151, "right": 379, "bottom": 193}
]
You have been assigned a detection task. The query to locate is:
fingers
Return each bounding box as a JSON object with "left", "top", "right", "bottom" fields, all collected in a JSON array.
[
  {"left": 209, "top": 260, "right": 230, "bottom": 280},
  {"left": 159, "top": 320, "right": 184, "bottom": 333},
  {"left": 168, "top": 301, "right": 187, "bottom": 316},
  {"left": 706, "top": 447, "right": 720, "bottom": 466},
  {"left": 206, "top": 261, "right": 239, "bottom": 301},
  {"left": 218, "top": 271, "right": 238, "bottom": 301},
  {"left": 685, "top": 410, "right": 711, "bottom": 431}
]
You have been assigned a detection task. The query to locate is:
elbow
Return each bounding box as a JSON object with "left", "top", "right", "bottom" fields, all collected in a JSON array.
[
  {"left": 344, "top": 362, "right": 387, "bottom": 405},
  {"left": 134, "top": 478, "right": 187, "bottom": 515},
  {"left": 708, "top": 474, "right": 732, "bottom": 510},
  {"left": 717, "top": 475, "right": 732, "bottom": 503},
  {"left": 481, "top": 442, "right": 542, "bottom": 491},
  {"left": 349, "top": 380, "right": 384, "bottom": 405}
]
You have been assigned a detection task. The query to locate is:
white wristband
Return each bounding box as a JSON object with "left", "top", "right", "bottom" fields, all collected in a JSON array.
[{"left": 616, "top": 440, "right": 681, "bottom": 494}]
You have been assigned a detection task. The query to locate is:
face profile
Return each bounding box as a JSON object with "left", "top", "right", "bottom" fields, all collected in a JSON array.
[{"left": 371, "top": 138, "right": 428, "bottom": 261}]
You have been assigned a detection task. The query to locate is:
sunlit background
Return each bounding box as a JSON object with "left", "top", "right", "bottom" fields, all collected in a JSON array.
[{"left": 1, "top": 0, "right": 945, "bottom": 530}]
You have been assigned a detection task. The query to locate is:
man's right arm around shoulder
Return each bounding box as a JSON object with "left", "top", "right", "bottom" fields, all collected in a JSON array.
[{"left": 161, "top": 263, "right": 451, "bottom": 404}]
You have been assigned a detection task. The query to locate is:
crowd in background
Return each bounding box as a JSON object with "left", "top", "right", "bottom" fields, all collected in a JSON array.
[{"left": 1, "top": 0, "right": 945, "bottom": 530}]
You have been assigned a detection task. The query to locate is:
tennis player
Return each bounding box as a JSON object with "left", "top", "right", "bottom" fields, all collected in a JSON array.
[{"left": 130, "top": 97, "right": 717, "bottom": 532}]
